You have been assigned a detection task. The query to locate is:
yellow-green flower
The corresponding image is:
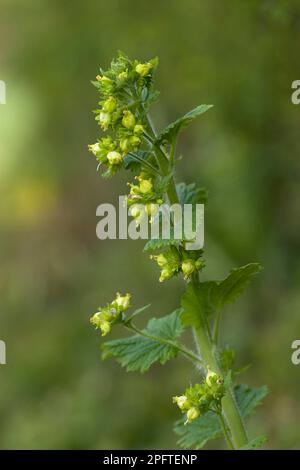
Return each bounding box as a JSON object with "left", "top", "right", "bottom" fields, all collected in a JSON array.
[
  {"left": 129, "top": 135, "right": 141, "bottom": 148},
  {"left": 90, "top": 312, "right": 112, "bottom": 336},
  {"left": 122, "top": 110, "right": 136, "bottom": 129},
  {"left": 120, "top": 138, "right": 130, "bottom": 153},
  {"left": 99, "top": 320, "right": 112, "bottom": 336},
  {"left": 139, "top": 178, "right": 153, "bottom": 194},
  {"left": 107, "top": 151, "right": 122, "bottom": 165},
  {"left": 135, "top": 62, "right": 152, "bottom": 77},
  {"left": 103, "top": 96, "right": 117, "bottom": 113},
  {"left": 155, "top": 253, "right": 168, "bottom": 267},
  {"left": 99, "top": 111, "right": 111, "bottom": 130},
  {"left": 159, "top": 267, "right": 174, "bottom": 283},
  {"left": 173, "top": 395, "right": 189, "bottom": 411},
  {"left": 134, "top": 124, "right": 144, "bottom": 135},
  {"left": 205, "top": 368, "right": 218, "bottom": 387},
  {"left": 88, "top": 142, "right": 101, "bottom": 156},
  {"left": 115, "top": 292, "right": 131, "bottom": 311},
  {"left": 186, "top": 407, "right": 200, "bottom": 423},
  {"left": 181, "top": 259, "right": 195, "bottom": 279}
]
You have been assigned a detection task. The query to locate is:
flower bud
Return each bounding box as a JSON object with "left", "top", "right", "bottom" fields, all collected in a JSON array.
[
  {"left": 122, "top": 110, "right": 136, "bottom": 129},
  {"left": 99, "top": 111, "right": 111, "bottom": 130},
  {"left": 120, "top": 138, "right": 130, "bottom": 153},
  {"left": 134, "top": 124, "right": 144, "bottom": 135},
  {"left": 115, "top": 292, "right": 131, "bottom": 311},
  {"left": 107, "top": 151, "right": 122, "bottom": 165},
  {"left": 103, "top": 96, "right": 117, "bottom": 113},
  {"left": 181, "top": 259, "right": 195, "bottom": 279},
  {"left": 135, "top": 62, "right": 152, "bottom": 77},
  {"left": 101, "top": 136, "right": 115, "bottom": 149},
  {"left": 206, "top": 368, "right": 218, "bottom": 387},
  {"left": 159, "top": 267, "right": 174, "bottom": 283},
  {"left": 129, "top": 135, "right": 141, "bottom": 148},
  {"left": 139, "top": 179, "right": 153, "bottom": 194},
  {"left": 186, "top": 407, "right": 200, "bottom": 423},
  {"left": 88, "top": 143, "right": 101, "bottom": 156},
  {"left": 155, "top": 253, "right": 168, "bottom": 267},
  {"left": 90, "top": 312, "right": 102, "bottom": 329}
]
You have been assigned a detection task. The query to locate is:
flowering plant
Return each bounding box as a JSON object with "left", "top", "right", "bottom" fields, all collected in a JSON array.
[{"left": 88, "top": 53, "right": 267, "bottom": 450}]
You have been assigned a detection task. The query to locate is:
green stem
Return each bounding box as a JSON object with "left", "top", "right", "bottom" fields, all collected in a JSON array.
[
  {"left": 127, "top": 151, "right": 160, "bottom": 176},
  {"left": 193, "top": 314, "right": 248, "bottom": 449},
  {"left": 218, "top": 412, "right": 234, "bottom": 450},
  {"left": 213, "top": 309, "right": 222, "bottom": 344},
  {"left": 169, "top": 138, "right": 176, "bottom": 168},
  {"left": 147, "top": 112, "right": 248, "bottom": 448},
  {"left": 165, "top": 177, "right": 247, "bottom": 450}
]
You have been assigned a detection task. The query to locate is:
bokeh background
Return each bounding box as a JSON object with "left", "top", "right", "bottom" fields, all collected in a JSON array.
[{"left": 0, "top": 0, "right": 300, "bottom": 449}]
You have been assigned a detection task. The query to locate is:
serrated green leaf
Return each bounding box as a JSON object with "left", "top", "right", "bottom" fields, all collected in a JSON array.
[
  {"left": 177, "top": 182, "right": 208, "bottom": 205},
  {"left": 234, "top": 384, "right": 268, "bottom": 418},
  {"left": 174, "top": 411, "right": 221, "bottom": 449},
  {"left": 143, "top": 237, "right": 182, "bottom": 253},
  {"left": 181, "top": 264, "right": 262, "bottom": 326},
  {"left": 234, "top": 364, "right": 251, "bottom": 377},
  {"left": 102, "top": 310, "right": 183, "bottom": 372},
  {"left": 174, "top": 384, "right": 268, "bottom": 449},
  {"left": 214, "top": 263, "right": 263, "bottom": 311},
  {"left": 240, "top": 435, "right": 267, "bottom": 450},
  {"left": 156, "top": 104, "right": 213, "bottom": 144},
  {"left": 181, "top": 282, "right": 218, "bottom": 328}
]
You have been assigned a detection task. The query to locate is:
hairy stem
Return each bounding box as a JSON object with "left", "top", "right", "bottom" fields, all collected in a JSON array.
[
  {"left": 193, "top": 313, "right": 248, "bottom": 449},
  {"left": 218, "top": 412, "right": 234, "bottom": 450},
  {"left": 213, "top": 309, "right": 222, "bottom": 344},
  {"left": 148, "top": 112, "right": 249, "bottom": 449}
]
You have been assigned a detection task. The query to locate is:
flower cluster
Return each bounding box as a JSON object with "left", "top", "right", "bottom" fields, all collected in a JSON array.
[
  {"left": 90, "top": 293, "right": 131, "bottom": 336},
  {"left": 151, "top": 249, "right": 205, "bottom": 282},
  {"left": 127, "top": 172, "right": 164, "bottom": 224},
  {"left": 88, "top": 53, "right": 158, "bottom": 177},
  {"left": 173, "top": 368, "right": 225, "bottom": 424}
]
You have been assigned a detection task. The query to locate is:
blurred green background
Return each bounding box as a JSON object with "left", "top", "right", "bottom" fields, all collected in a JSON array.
[{"left": 1, "top": 0, "right": 300, "bottom": 449}]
